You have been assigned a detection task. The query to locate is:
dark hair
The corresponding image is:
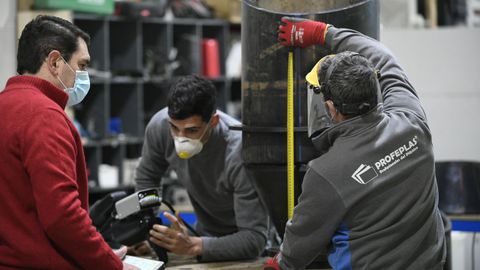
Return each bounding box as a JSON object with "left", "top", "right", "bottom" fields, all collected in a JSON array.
[
  {"left": 167, "top": 75, "right": 217, "bottom": 122},
  {"left": 318, "top": 51, "right": 380, "bottom": 117},
  {"left": 17, "top": 15, "right": 90, "bottom": 75}
]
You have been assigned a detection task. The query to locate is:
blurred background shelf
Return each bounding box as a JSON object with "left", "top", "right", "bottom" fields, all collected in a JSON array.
[{"left": 71, "top": 14, "right": 241, "bottom": 199}]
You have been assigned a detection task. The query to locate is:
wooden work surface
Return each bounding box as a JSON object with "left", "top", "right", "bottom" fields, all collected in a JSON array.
[
  {"left": 164, "top": 254, "right": 267, "bottom": 269},
  {"left": 164, "top": 254, "right": 331, "bottom": 270},
  {"left": 138, "top": 247, "right": 330, "bottom": 269},
  {"left": 448, "top": 214, "right": 480, "bottom": 221}
]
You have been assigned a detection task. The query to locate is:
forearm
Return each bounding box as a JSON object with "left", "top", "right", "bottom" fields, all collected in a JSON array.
[
  {"left": 325, "top": 27, "right": 426, "bottom": 117},
  {"left": 33, "top": 163, "right": 122, "bottom": 269},
  {"left": 279, "top": 17, "right": 420, "bottom": 105},
  {"left": 201, "top": 162, "right": 268, "bottom": 261},
  {"left": 325, "top": 27, "right": 406, "bottom": 83},
  {"left": 26, "top": 111, "right": 122, "bottom": 269},
  {"left": 135, "top": 157, "right": 164, "bottom": 191},
  {"left": 200, "top": 230, "right": 266, "bottom": 262},
  {"left": 135, "top": 120, "right": 169, "bottom": 191},
  {"left": 200, "top": 168, "right": 268, "bottom": 261},
  {"left": 41, "top": 198, "right": 122, "bottom": 269},
  {"left": 278, "top": 169, "right": 344, "bottom": 270}
]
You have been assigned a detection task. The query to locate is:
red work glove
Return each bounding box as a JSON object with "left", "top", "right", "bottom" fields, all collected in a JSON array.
[
  {"left": 264, "top": 254, "right": 281, "bottom": 270},
  {"left": 278, "top": 17, "right": 328, "bottom": 48}
]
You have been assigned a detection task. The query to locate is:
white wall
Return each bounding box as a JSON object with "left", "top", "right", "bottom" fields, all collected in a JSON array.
[
  {"left": 0, "top": 0, "right": 16, "bottom": 90},
  {"left": 451, "top": 231, "right": 480, "bottom": 270},
  {"left": 381, "top": 27, "right": 480, "bottom": 162}
]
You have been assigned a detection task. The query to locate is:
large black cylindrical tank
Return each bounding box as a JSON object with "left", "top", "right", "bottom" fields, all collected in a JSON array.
[
  {"left": 240, "top": 0, "right": 380, "bottom": 237},
  {"left": 436, "top": 161, "right": 480, "bottom": 214}
]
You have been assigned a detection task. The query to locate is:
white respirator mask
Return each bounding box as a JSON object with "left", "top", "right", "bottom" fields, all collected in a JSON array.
[{"left": 173, "top": 119, "right": 212, "bottom": 159}]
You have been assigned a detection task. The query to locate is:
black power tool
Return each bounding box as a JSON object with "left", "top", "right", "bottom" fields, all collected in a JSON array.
[{"left": 89, "top": 188, "right": 168, "bottom": 263}]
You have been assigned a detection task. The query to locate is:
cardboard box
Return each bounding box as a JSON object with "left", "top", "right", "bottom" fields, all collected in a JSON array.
[
  {"left": 229, "top": 0, "right": 241, "bottom": 24},
  {"left": 34, "top": 0, "right": 114, "bottom": 15},
  {"left": 18, "top": 0, "right": 36, "bottom": 11},
  {"left": 205, "top": 0, "right": 241, "bottom": 23}
]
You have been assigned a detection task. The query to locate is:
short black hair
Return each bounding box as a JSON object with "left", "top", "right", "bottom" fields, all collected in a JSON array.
[
  {"left": 17, "top": 15, "right": 90, "bottom": 75},
  {"left": 167, "top": 75, "right": 217, "bottom": 122},
  {"left": 318, "top": 51, "right": 380, "bottom": 117}
]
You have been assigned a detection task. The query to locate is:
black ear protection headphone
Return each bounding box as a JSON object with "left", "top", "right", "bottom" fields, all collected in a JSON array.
[{"left": 316, "top": 52, "right": 381, "bottom": 115}]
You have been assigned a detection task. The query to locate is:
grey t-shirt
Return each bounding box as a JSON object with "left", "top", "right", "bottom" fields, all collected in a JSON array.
[
  {"left": 278, "top": 27, "right": 446, "bottom": 269},
  {"left": 135, "top": 109, "right": 268, "bottom": 261}
]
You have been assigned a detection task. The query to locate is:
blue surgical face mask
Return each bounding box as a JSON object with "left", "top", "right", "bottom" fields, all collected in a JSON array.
[{"left": 57, "top": 57, "right": 90, "bottom": 106}]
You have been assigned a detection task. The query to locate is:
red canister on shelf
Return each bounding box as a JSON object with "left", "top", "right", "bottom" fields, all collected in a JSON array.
[{"left": 202, "top": 38, "right": 221, "bottom": 78}]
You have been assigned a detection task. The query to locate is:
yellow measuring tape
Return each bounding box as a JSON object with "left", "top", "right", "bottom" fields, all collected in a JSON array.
[{"left": 287, "top": 51, "right": 294, "bottom": 219}]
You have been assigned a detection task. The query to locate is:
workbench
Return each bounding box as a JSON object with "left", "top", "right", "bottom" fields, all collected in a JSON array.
[
  {"left": 134, "top": 253, "right": 331, "bottom": 270},
  {"left": 448, "top": 215, "right": 480, "bottom": 232},
  {"left": 165, "top": 254, "right": 267, "bottom": 269}
]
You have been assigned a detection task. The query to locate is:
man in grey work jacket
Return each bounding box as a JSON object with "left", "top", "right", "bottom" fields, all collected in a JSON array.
[
  {"left": 134, "top": 74, "right": 268, "bottom": 262},
  {"left": 264, "top": 18, "right": 446, "bottom": 269}
]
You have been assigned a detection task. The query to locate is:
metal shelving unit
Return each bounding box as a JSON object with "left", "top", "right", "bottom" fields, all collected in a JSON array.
[{"left": 72, "top": 14, "right": 232, "bottom": 200}]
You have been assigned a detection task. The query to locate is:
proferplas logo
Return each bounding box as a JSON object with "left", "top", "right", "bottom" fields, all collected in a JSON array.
[
  {"left": 351, "top": 135, "right": 419, "bottom": 184},
  {"left": 352, "top": 164, "right": 378, "bottom": 184}
]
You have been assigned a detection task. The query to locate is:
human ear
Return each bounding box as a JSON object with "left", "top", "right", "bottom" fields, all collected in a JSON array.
[
  {"left": 210, "top": 113, "right": 220, "bottom": 128},
  {"left": 46, "top": 50, "right": 62, "bottom": 76},
  {"left": 325, "top": 100, "right": 337, "bottom": 119}
]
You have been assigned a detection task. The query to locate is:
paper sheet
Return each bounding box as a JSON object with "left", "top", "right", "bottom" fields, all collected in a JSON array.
[{"left": 123, "top": 255, "right": 164, "bottom": 270}]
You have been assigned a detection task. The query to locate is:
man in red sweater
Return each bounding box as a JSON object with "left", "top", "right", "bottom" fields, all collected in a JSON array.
[{"left": 0, "top": 15, "right": 136, "bottom": 269}]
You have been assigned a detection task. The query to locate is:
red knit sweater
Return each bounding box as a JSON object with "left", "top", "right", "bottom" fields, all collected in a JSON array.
[{"left": 0, "top": 76, "right": 122, "bottom": 269}]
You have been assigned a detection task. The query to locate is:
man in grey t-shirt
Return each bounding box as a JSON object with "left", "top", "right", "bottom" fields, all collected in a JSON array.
[{"left": 134, "top": 75, "right": 268, "bottom": 262}]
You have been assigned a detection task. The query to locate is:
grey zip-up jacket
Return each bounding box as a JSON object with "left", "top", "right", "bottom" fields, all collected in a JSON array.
[
  {"left": 278, "top": 27, "right": 446, "bottom": 270},
  {"left": 135, "top": 109, "right": 267, "bottom": 261}
]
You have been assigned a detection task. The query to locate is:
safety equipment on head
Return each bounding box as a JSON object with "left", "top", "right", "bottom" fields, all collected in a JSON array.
[
  {"left": 173, "top": 119, "right": 212, "bottom": 159},
  {"left": 57, "top": 57, "right": 91, "bottom": 106},
  {"left": 306, "top": 52, "right": 381, "bottom": 137},
  {"left": 306, "top": 55, "right": 334, "bottom": 137},
  {"left": 278, "top": 17, "right": 329, "bottom": 48}
]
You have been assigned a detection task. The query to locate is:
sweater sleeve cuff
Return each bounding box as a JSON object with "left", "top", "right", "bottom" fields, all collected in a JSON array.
[
  {"left": 197, "top": 236, "right": 212, "bottom": 262},
  {"left": 324, "top": 25, "right": 338, "bottom": 50}
]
